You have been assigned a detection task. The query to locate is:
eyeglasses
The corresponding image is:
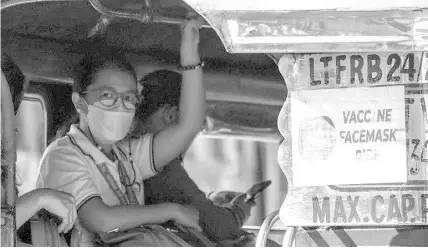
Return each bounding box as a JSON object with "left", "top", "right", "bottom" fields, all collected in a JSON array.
[{"left": 82, "top": 87, "right": 140, "bottom": 110}]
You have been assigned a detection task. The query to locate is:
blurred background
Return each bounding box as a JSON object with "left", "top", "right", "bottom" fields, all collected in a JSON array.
[{"left": 184, "top": 136, "right": 288, "bottom": 227}]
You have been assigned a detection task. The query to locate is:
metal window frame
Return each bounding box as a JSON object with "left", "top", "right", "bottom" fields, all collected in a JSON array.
[
  {"left": 20, "top": 93, "right": 48, "bottom": 148},
  {"left": 1, "top": 91, "right": 48, "bottom": 247}
]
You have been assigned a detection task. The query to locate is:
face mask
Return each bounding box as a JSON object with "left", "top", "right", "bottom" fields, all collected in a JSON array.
[{"left": 84, "top": 102, "right": 135, "bottom": 144}]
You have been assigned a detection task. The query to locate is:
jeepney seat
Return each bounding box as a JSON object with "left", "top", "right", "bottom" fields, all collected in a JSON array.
[
  {"left": 28, "top": 209, "right": 81, "bottom": 247},
  {"left": 29, "top": 214, "right": 69, "bottom": 247},
  {"left": 16, "top": 209, "right": 77, "bottom": 247}
]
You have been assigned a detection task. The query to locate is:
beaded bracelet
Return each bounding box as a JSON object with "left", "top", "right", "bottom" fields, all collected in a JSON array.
[{"left": 177, "top": 61, "right": 205, "bottom": 71}]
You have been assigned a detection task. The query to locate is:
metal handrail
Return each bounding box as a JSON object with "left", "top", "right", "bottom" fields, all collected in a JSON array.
[
  {"left": 1, "top": 0, "right": 212, "bottom": 28},
  {"left": 1, "top": 0, "right": 81, "bottom": 10},
  {"left": 255, "top": 209, "right": 280, "bottom": 247},
  {"left": 87, "top": 0, "right": 211, "bottom": 28},
  {"left": 282, "top": 226, "right": 297, "bottom": 247}
]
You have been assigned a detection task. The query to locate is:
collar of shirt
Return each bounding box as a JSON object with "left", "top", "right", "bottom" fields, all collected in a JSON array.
[{"left": 68, "top": 124, "right": 117, "bottom": 165}]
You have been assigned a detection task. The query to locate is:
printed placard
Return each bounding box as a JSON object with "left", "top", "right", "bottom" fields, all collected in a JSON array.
[
  {"left": 281, "top": 52, "right": 428, "bottom": 91},
  {"left": 279, "top": 189, "right": 428, "bottom": 226},
  {"left": 291, "top": 86, "right": 407, "bottom": 187},
  {"left": 278, "top": 52, "right": 427, "bottom": 227}
]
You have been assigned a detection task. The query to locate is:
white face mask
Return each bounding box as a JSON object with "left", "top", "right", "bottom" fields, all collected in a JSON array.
[{"left": 85, "top": 102, "right": 135, "bottom": 144}]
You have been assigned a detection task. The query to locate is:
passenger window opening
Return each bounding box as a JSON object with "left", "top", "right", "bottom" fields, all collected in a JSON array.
[
  {"left": 13, "top": 80, "right": 287, "bottom": 244},
  {"left": 15, "top": 93, "right": 47, "bottom": 196}
]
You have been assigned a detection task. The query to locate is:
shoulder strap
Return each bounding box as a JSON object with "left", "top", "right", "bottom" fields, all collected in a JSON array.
[
  {"left": 30, "top": 214, "right": 68, "bottom": 247},
  {"left": 97, "top": 161, "right": 130, "bottom": 205},
  {"left": 117, "top": 159, "right": 139, "bottom": 205}
]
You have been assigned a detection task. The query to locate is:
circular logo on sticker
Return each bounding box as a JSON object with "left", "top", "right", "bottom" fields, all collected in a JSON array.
[{"left": 298, "top": 116, "right": 336, "bottom": 160}]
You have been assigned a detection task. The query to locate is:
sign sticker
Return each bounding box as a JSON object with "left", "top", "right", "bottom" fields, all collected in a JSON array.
[
  {"left": 282, "top": 52, "right": 428, "bottom": 91},
  {"left": 291, "top": 86, "right": 406, "bottom": 187},
  {"left": 406, "top": 92, "right": 428, "bottom": 181},
  {"left": 278, "top": 52, "right": 428, "bottom": 227}
]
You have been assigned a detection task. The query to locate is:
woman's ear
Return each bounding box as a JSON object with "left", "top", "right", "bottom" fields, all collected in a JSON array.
[
  {"left": 169, "top": 106, "right": 179, "bottom": 122},
  {"left": 163, "top": 105, "right": 178, "bottom": 124},
  {"left": 72, "top": 92, "right": 88, "bottom": 116},
  {"left": 159, "top": 105, "right": 170, "bottom": 122}
]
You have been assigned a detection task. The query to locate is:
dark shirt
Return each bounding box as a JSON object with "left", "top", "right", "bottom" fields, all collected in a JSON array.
[{"left": 144, "top": 157, "right": 245, "bottom": 242}]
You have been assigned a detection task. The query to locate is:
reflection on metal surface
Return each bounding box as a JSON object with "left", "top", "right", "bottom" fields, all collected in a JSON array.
[
  {"left": 222, "top": 11, "right": 427, "bottom": 53},
  {"left": 183, "top": 0, "right": 428, "bottom": 11},
  {"left": 88, "top": 15, "right": 112, "bottom": 38},
  {"left": 203, "top": 116, "right": 281, "bottom": 143},
  {"left": 183, "top": 0, "right": 428, "bottom": 53},
  {"left": 206, "top": 101, "right": 279, "bottom": 130},
  {"left": 0, "top": 0, "right": 81, "bottom": 10}
]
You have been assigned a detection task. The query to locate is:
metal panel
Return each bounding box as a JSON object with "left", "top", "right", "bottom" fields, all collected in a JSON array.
[
  {"left": 184, "top": 0, "right": 428, "bottom": 53},
  {"left": 278, "top": 52, "right": 428, "bottom": 227},
  {"left": 295, "top": 226, "right": 428, "bottom": 247}
]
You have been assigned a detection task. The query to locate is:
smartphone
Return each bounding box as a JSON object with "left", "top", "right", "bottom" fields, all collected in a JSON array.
[{"left": 245, "top": 180, "right": 272, "bottom": 202}]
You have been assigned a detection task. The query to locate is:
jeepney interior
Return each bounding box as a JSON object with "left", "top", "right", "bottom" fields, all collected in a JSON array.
[
  {"left": 2, "top": 0, "right": 428, "bottom": 247},
  {"left": 1, "top": 0, "right": 288, "bottom": 246}
]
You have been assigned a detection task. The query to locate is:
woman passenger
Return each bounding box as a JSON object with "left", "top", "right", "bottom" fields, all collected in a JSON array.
[{"left": 36, "top": 18, "right": 205, "bottom": 246}]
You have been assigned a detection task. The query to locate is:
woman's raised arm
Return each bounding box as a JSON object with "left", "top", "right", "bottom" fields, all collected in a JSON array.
[{"left": 151, "top": 17, "right": 205, "bottom": 171}]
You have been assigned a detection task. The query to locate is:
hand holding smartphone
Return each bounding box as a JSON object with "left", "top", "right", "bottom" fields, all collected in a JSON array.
[{"left": 244, "top": 180, "right": 272, "bottom": 203}]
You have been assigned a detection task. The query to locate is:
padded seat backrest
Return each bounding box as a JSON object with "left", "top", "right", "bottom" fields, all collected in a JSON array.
[{"left": 30, "top": 212, "right": 68, "bottom": 247}]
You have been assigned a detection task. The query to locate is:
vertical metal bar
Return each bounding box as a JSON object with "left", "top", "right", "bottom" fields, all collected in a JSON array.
[
  {"left": 255, "top": 209, "right": 280, "bottom": 247},
  {"left": 1, "top": 164, "right": 16, "bottom": 247},
  {"left": 256, "top": 142, "right": 265, "bottom": 225},
  {"left": 282, "top": 226, "right": 297, "bottom": 247},
  {"left": 1, "top": 71, "right": 18, "bottom": 247}
]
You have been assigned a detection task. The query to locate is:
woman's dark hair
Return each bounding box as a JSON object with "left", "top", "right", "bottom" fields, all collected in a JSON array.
[
  {"left": 73, "top": 49, "right": 137, "bottom": 94},
  {"left": 1, "top": 53, "right": 25, "bottom": 115},
  {"left": 136, "top": 70, "right": 182, "bottom": 122},
  {"left": 52, "top": 113, "right": 79, "bottom": 141},
  {"left": 53, "top": 50, "right": 137, "bottom": 141}
]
